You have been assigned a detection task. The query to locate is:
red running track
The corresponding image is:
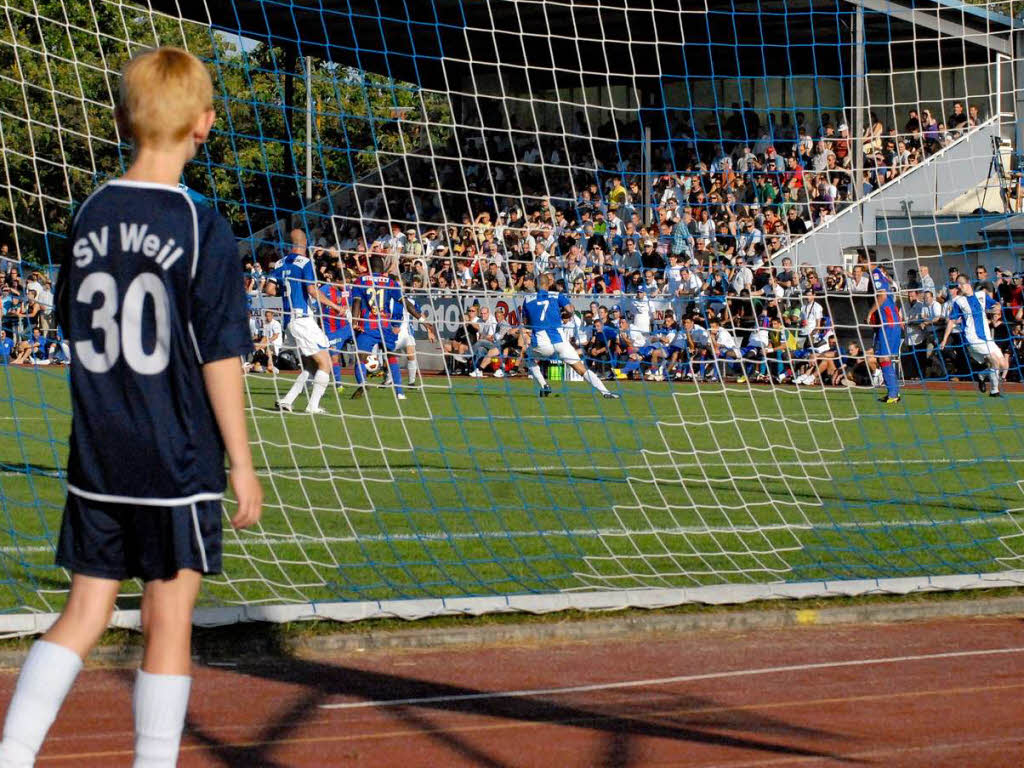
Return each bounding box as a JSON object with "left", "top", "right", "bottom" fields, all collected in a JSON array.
[{"left": 11, "top": 615, "right": 1024, "bottom": 767}]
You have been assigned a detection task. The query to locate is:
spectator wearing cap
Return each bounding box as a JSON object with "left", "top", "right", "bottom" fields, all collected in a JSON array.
[{"left": 992, "top": 267, "right": 1012, "bottom": 307}]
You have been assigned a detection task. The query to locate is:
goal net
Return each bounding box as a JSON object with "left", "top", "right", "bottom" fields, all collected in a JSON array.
[{"left": 1, "top": 0, "right": 1024, "bottom": 632}]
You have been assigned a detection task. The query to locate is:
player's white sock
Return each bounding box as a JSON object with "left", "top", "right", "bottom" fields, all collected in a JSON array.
[
  {"left": 0, "top": 640, "right": 82, "bottom": 768},
  {"left": 280, "top": 370, "right": 309, "bottom": 406},
  {"left": 408, "top": 358, "right": 418, "bottom": 384},
  {"left": 132, "top": 670, "right": 191, "bottom": 768},
  {"left": 307, "top": 370, "right": 329, "bottom": 410},
  {"left": 990, "top": 368, "right": 1000, "bottom": 393},
  {"left": 528, "top": 364, "right": 547, "bottom": 388},
  {"left": 583, "top": 368, "right": 610, "bottom": 394}
]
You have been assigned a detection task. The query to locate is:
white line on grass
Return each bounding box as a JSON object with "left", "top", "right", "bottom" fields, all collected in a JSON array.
[
  {"left": 0, "top": 512, "right": 1019, "bottom": 556},
  {"left": 317, "top": 645, "right": 1024, "bottom": 710}
]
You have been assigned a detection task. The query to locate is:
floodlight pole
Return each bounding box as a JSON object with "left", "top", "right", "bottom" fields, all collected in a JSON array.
[
  {"left": 642, "top": 125, "right": 652, "bottom": 226},
  {"left": 305, "top": 56, "right": 313, "bottom": 203},
  {"left": 853, "top": 3, "right": 865, "bottom": 203},
  {"left": 1015, "top": 30, "right": 1024, "bottom": 169}
]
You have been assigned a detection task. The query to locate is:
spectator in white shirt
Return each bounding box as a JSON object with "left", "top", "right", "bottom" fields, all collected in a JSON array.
[
  {"left": 708, "top": 318, "right": 743, "bottom": 381},
  {"left": 918, "top": 265, "right": 935, "bottom": 295},
  {"left": 674, "top": 267, "right": 703, "bottom": 315},
  {"left": 247, "top": 310, "right": 282, "bottom": 374},
  {"left": 798, "top": 289, "right": 824, "bottom": 345},
  {"left": 730, "top": 257, "right": 754, "bottom": 295},
  {"left": 847, "top": 264, "right": 870, "bottom": 293}
]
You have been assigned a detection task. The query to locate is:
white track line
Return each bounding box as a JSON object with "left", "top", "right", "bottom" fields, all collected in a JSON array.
[
  {"left": 318, "top": 646, "right": 1024, "bottom": 710},
  {"left": 0, "top": 512, "right": 1018, "bottom": 556}
]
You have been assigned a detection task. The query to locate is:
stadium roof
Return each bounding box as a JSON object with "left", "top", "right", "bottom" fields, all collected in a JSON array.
[
  {"left": 154, "top": 0, "right": 1014, "bottom": 93},
  {"left": 981, "top": 214, "right": 1024, "bottom": 235}
]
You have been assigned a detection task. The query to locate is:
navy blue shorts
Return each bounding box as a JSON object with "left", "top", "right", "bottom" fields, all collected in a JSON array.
[
  {"left": 356, "top": 330, "right": 398, "bottom": 354},
  {"left": 874, "top": 327, "right": 903, "bottom": 358},
  {"left": 56, "top": 494, "right": 223, "bottom": 582},
  {"left": 327, "top": 327, "right": 353, "bottom": 353}
]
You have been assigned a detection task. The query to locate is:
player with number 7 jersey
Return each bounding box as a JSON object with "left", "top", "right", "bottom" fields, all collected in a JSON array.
[
  {"left": 55, "top": 180, "right": 254, "bottom": 504},
  {"left": 521, "top": 273, "right": 620, "bottom": 399}
]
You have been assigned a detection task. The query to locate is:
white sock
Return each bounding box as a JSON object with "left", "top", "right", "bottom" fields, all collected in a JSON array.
[
  {"left": 990, "top": 369, "right": 1000, "bottom": 393},
  {"left": 0, "top": 640, "right": 82, "bottom": 768},
  {"left": 133, "top": 670, "right": 191, "bottom": 768},
  {"left": 528, "top": 364, "right": 547, "bottom": 388},
  {"left": 408, "top": 358, "right": 418, "bottom": 384},
  {"left": 307, "top": 370, "right": 329, "bottom": 410},
  {"left": 583, "top": 368, "right": 610, "bottom": 394},
  {"left": 281, "top": 369, "right": 309, "bottom": 405}
]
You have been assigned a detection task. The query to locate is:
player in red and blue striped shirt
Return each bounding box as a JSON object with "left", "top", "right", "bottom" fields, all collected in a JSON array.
[
  {"left": 867, "top": 259, "right": 903, "bottom": 404},
  {"left": 317, "top": 268, "right": 352, "bottom": 388}
]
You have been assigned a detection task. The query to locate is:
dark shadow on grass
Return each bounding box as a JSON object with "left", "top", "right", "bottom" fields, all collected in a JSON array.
[
  {"left": 253, "top": 460, "right": 1011, "bottom": 517},
  {"left": 177, "top": 654, "right": 863, "bottom": 767}
]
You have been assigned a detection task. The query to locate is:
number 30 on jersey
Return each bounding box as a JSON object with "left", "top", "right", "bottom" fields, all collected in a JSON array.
[{"left": 75, "top": 271, "right": 171, "bottom": 375}]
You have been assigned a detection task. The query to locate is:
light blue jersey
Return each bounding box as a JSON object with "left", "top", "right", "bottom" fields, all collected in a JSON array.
[
  {"left": 270, "top": 253, "right": 316, "bottom": 322},
  {"left": 523, "top": 290, "right": 571, "bottom": 346},
  {"left": 948, "top": 290, "right": 999, "bottom": 344}
]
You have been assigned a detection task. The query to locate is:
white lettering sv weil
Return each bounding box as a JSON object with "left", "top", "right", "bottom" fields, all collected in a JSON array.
[{"left": 72, "top": 223, "right": 185, "bottom": 271}]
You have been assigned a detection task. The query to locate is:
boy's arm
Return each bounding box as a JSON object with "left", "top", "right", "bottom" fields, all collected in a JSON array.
[
  {"left": 192, "top": 215, "right": 262, "bottom": 528},
  {"left": 202, "top": 359, "right": 261, "bottom": 529}
]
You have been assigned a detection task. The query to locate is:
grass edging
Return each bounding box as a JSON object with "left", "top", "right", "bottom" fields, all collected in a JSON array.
[{"left": 0, "top": 586, "right": 1022, "bottom": 669}]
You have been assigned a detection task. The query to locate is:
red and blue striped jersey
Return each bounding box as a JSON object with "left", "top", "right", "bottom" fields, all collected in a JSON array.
[
  {"left": 351, "top": 274, "right": 404, "bottom": 332},
  {"left": 871, "top": 267, "right": 902, "bottom": 327},
  {"left": 321, "top": 283, "right": 350, "bottom": 334}
]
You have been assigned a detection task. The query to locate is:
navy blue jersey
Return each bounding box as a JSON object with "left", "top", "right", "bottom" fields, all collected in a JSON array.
[
  {"left": 55, "top": 180, "right": 252, "bottom": 505},
  {"left": 523, "top": 290, "right": 570, "bottom": 345}
]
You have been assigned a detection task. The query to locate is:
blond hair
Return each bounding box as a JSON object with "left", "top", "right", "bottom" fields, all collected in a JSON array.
[{"left": 118, "top": 46, "right": 213, "bottom": 148}]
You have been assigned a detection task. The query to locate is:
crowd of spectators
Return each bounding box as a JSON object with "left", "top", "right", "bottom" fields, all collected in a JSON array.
[
  {"left": 0, "top": 246, "right": 67, "bottom": 367},
  {"left": 5, "top": 100, "right": 1018, "bottom": 387},
  {"left": 246, "top": 102, "right": 987, "bottom": 300},
  {"left": 231, "top": 101, "right": 1024, "bottom": 388}
]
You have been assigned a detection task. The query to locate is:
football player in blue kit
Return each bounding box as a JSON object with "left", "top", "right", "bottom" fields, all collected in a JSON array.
[{"left": 522, "top": 273, "right": 620, "bottom": 399}]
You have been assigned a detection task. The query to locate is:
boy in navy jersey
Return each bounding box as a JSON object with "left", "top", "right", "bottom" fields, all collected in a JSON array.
[{"left": 0, "top": 47, "right": 262, "bottom": 768}]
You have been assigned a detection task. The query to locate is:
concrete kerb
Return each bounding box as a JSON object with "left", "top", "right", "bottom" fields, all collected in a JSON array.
[{"left": 0, "top": 594, "right": 1019, "bottom": 669}]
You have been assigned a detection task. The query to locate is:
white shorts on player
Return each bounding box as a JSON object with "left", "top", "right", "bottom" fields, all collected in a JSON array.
[
  {"left": 530, "top": 330, "right": 581, "bottom": 364},
  {"left": 967, "top": 339, "right": 1001, "bottom": 363},
  {"left": 288, "top": 315, "right": 330, "bottom": 357},
  {"left": 394, "top": 323, "right": 416, "bottom": 350}
]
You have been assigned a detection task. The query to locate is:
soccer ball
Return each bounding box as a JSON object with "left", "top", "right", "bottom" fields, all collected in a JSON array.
[{"left": 364, "top": 355, "right": 381, "bottom": 373}]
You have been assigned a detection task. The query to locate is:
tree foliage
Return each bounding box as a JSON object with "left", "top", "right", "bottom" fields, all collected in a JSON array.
[{"left": 0, "top": 0, "right": 451, "bottom": 265}]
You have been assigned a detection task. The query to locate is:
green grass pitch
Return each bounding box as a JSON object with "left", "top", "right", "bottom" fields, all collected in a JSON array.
[{"left": 1, "top": 364, "right": 1023, "bottom": 614}]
